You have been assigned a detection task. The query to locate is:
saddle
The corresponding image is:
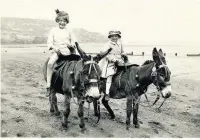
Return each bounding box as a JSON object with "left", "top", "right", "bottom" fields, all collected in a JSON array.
[
  {"left": 113, "top": 61, "right": 139, "bottom": 75},
  {"left": 51, "top": 54, "right": 81, "bottom": 94},
  {"left": 116, "top": 62, "right": 139, "bottom": 70},
  {"left": 108, "top": 62, "right": 139, "bottom": 98},
  {"left": 54, "top": 54, "right": 81, "bottom": 70}
]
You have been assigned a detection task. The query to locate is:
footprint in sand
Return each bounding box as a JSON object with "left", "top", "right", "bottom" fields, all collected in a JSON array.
[
  {"left": 35, "top": 110, "right": 49, "bottom": 117},
  {"left": 40, "top": 133, "right": 53, "bottom": 138},
  {"left": 1, "top": 92, "right": 7, "bottom": 95},
  {"left": 69, "top": 132, "right": 79, "bottom": 137},
  {"left": 148, "top": 121, "right": 173, "bottom": 135},
  {"left": 107, "top": 133, "right": 114, "bottom": 137},
  {"left": 179, "top": 111, "right": 192, "bottom": 116},
  {"left": 153, "top": 128, "right": 159, "bottom": 134},
  {"left": 22, "top": 93, "right": 32, "bottom": 98},
  {"left": 181, "top": 95, "right": 187, "bottom": 97},
  {"left": 140, "top": 134, "right": 150, "bottom": 138},
  {"left": 1, "top": 120, "right": 7, "bottom": 125},
  {"left": 16, "top": 132, "right": 25, "bottom": 137},
  {"left": 170, "top": 124, "right": 176, "bottom": 127},
  {"left": 114, "top": 117, "right": 124, "bottom": 125},
  {"left": 148, "top": 121, "right": 164, "bottom": 134},
  {"left": 195, "top": 114, "right": 200, "bottom": 117},
  {"left": 191, "top": 116, "right": 200, "bottom": 128},
  {"left": 1, "top": 111, "right": 5, "bottom": 114},
  {"left": 1, "top": 97, "right": 8, "bottom": 103},
  {"left": 12, "top": 116, "right": 25, "bottom": 123},
  {"left": 25, "top": 101, "right": 31, "bottom": 105},
  {"left": 1, "top": 130, "right": 9, "bottom": 137},
  {"left": 32, "top": 82, "right": 39, "bottom": 87},
  {"left": 37, "top": 96, "right": 46, "bottom": 100}
]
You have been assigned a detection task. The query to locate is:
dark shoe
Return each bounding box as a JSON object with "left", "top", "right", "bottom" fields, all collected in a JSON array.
[{"left": 46, "top": 87, "right": 51, "bottom": 97}]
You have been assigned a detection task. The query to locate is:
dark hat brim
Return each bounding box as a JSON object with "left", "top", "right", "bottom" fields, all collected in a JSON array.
[{"left": 108, "top": 33, "right": 121, "bottom": 38}]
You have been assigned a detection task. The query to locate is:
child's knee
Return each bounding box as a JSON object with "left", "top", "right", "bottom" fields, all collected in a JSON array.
[
  {"left": 47, "top": 61, "right": 55, "bottom": 68},
  {"left": 47, "top": 54, "right": 58, "bottom": 68},
  {"left": 107, "top": 76, "right": 112, "bottom": 83}
]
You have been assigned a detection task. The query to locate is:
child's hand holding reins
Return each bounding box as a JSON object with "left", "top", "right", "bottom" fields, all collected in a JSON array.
[{"left": 49, "top": 47, "right": 61, "bottom": 55}]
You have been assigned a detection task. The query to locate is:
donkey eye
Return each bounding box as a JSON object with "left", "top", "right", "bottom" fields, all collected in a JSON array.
[
  {"left": 158, "top": 76, "right": 165, "bottom": 82},
  {"left": 160, "top": 73, "right": 165, "bottom": 77}
]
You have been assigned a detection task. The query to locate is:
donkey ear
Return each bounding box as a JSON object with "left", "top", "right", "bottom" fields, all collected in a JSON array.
[
  {"left": 159, "top": 48, "right": 164, "bottom": 55},
  {"left": 94, "top": 48, "right": 112, "bottom": 62},
  {"left": 159, "top": 49, "right": 167, "bottom": 64},
  {"left": 55, "top": 9, "right": 60, "bottom": 14},
  {"left": 75, "top": 42, "right": 87, "bottom": 59},
  {"left": 152, "top": 48, "right": 158, "bottom": 60},
  {"left": 152, "top": 48, "right": 162, "bottom": 65}
]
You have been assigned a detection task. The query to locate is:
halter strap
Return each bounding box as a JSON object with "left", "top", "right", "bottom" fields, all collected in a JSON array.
[
  {"left": 89, "top": 79, "right": 98, "bottom": 83},
  {"left": 84, "top": 60, "right": 97, "bottom": 65},
  {"left": 158, "top": 64, "right": 167, "bottom": 68},
  {"left": 151, "top": 64, "right": 157, "bottom": 76},
  {"left": 85, "top": 57, "right": 99, "bottom": 75}
]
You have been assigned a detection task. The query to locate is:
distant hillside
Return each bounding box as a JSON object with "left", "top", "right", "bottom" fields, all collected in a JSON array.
[{"left": 1, "top": 17, "right": 107, "bottom": 44}]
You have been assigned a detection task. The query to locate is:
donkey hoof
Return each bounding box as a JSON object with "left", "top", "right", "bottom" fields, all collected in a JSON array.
[
  {"left": 111, "top": 118, "right": 115, "bottom": 121},
  {"left": 55, "top": 111, "right": 61, "bottom": 116},
  {"left": 79, "top": 124, "right": 85, "bottom": 129},
  {"left": 94, "top": 113, "right": 99, "bottom": 117},
  {"left": 104, "top": 95, "right": 110, "bottom": 101},
  {"left": 111, "top": 115, "right": 115, "bottom": 120},
  {"left": 156, "top": 108, "right": 161, "bottom": 113},
  {"left": 134, "top": 123, "right": 140, "bottom": 128},
  {"left": 50, "top": 109, "right": 54, "bottom": 113},
  {"left": 126, "top": 126, "right": 130, "bottom": 130},
  {"left": 81, "top": 127, "right": 87, "bottom": 133},
  {"left": 62, "top": 122, "right": 68, "bottom": 128}
]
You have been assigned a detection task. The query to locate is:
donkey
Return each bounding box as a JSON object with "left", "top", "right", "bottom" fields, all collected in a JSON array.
[
  {"left": 96, "top": 48, "right": 172, "bottom": 130},
  {"left": 43, "top": 43, "right": 112, "bottom": 130}
]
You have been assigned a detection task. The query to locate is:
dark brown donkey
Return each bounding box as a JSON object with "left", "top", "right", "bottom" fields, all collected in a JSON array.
[
  {"left": 96, "top": 48, "right": 172, "bottom": 130},
  {"left": 43, "top": 43, "right": 112, "bottom": 130}
]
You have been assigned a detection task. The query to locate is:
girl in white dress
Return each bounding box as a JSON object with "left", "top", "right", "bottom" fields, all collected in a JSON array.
[
  {"left": 99, "top": 31, "right": 126, "bottom": 100},
  {"left": 46, "top": 9, "right": 77, "bottom": 96}
]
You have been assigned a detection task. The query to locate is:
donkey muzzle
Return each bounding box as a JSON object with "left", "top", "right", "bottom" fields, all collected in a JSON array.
[
  {"left": 86, "top": 86, "right": 101, "bottom": 99},
  {"left": 161, "top": 85, "right": 172, "bottom": 98}
]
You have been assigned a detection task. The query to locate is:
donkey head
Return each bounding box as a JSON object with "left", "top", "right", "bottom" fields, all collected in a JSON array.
[
  {"left": 152, "top": 48, "right": 172, "bottom": 98},
  {"left": 77, "top": 43, "right": 112, "bottom": 102}
]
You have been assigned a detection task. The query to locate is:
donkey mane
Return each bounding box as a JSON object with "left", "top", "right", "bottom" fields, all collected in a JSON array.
[{"left": 142, "top": 60, "right": 154, "bottom": 66}]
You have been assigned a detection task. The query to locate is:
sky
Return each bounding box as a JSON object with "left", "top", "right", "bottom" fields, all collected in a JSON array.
[{"left": 1, "top": 0, "right": 200, "bottom": 44}]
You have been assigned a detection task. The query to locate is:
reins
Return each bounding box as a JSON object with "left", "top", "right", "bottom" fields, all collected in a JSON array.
[{"left": 134, "top": 62, "right": 168, "bottom": 109}]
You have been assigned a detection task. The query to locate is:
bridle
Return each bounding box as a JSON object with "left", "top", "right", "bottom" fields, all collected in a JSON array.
[
  {"left": 151, "top": 63, "right": 171, "bottom": 92},
  {"left": 75, "top": 56, "right": 102, "bottom": 104},
  {"left": 71, "top": 57, "right": 102, "bottom": 123},
  {"left": 83, "top": 56, "right": 102, "bottom": 123},
  {"left": 82, "top": 56, "right": 100, "bottom": 87},
  {"left": 136, "top": 62, "right": 171, "bottom": 109},
  {"left": 70, "top": 56, "right": 101, "bottom": 102}
]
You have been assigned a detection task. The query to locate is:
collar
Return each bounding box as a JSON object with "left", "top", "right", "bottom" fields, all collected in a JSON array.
[{"left": 109, "top": 40, "right": 122, "bottom": 46}]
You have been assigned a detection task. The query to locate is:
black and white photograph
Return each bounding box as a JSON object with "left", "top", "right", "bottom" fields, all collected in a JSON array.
[{"left": 1, "top": 0, "right": 200, "bottom": 138}]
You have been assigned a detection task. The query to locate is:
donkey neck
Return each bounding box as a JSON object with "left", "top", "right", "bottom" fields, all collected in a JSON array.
[{"left": 137, "top": 62, "right": 155, "bottom": 87}]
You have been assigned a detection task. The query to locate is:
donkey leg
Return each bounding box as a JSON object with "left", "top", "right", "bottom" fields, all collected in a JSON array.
[
  {"left": 93, "top": 100, "right": 98, "bottom": 117},
  {"left": 126, "top": 95, "right": 133, "bottom": 130},
  {"left": 62, "top": 94, "right": 71, "bottom": 128},
  {"left": 51, "top": 90, "right": 60, "bottom": 116},
  {"left": 49, "top": 94, "right": 54, "bottom": 113},
  {"left": 133, "top": 101, "right": 140, "bottom": 128},
  {"left": 77, "top": 97, "right": 85, "bottom": 130},
  {"left": 102, "top": 96, "right": 115, "bottom": 120}
]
